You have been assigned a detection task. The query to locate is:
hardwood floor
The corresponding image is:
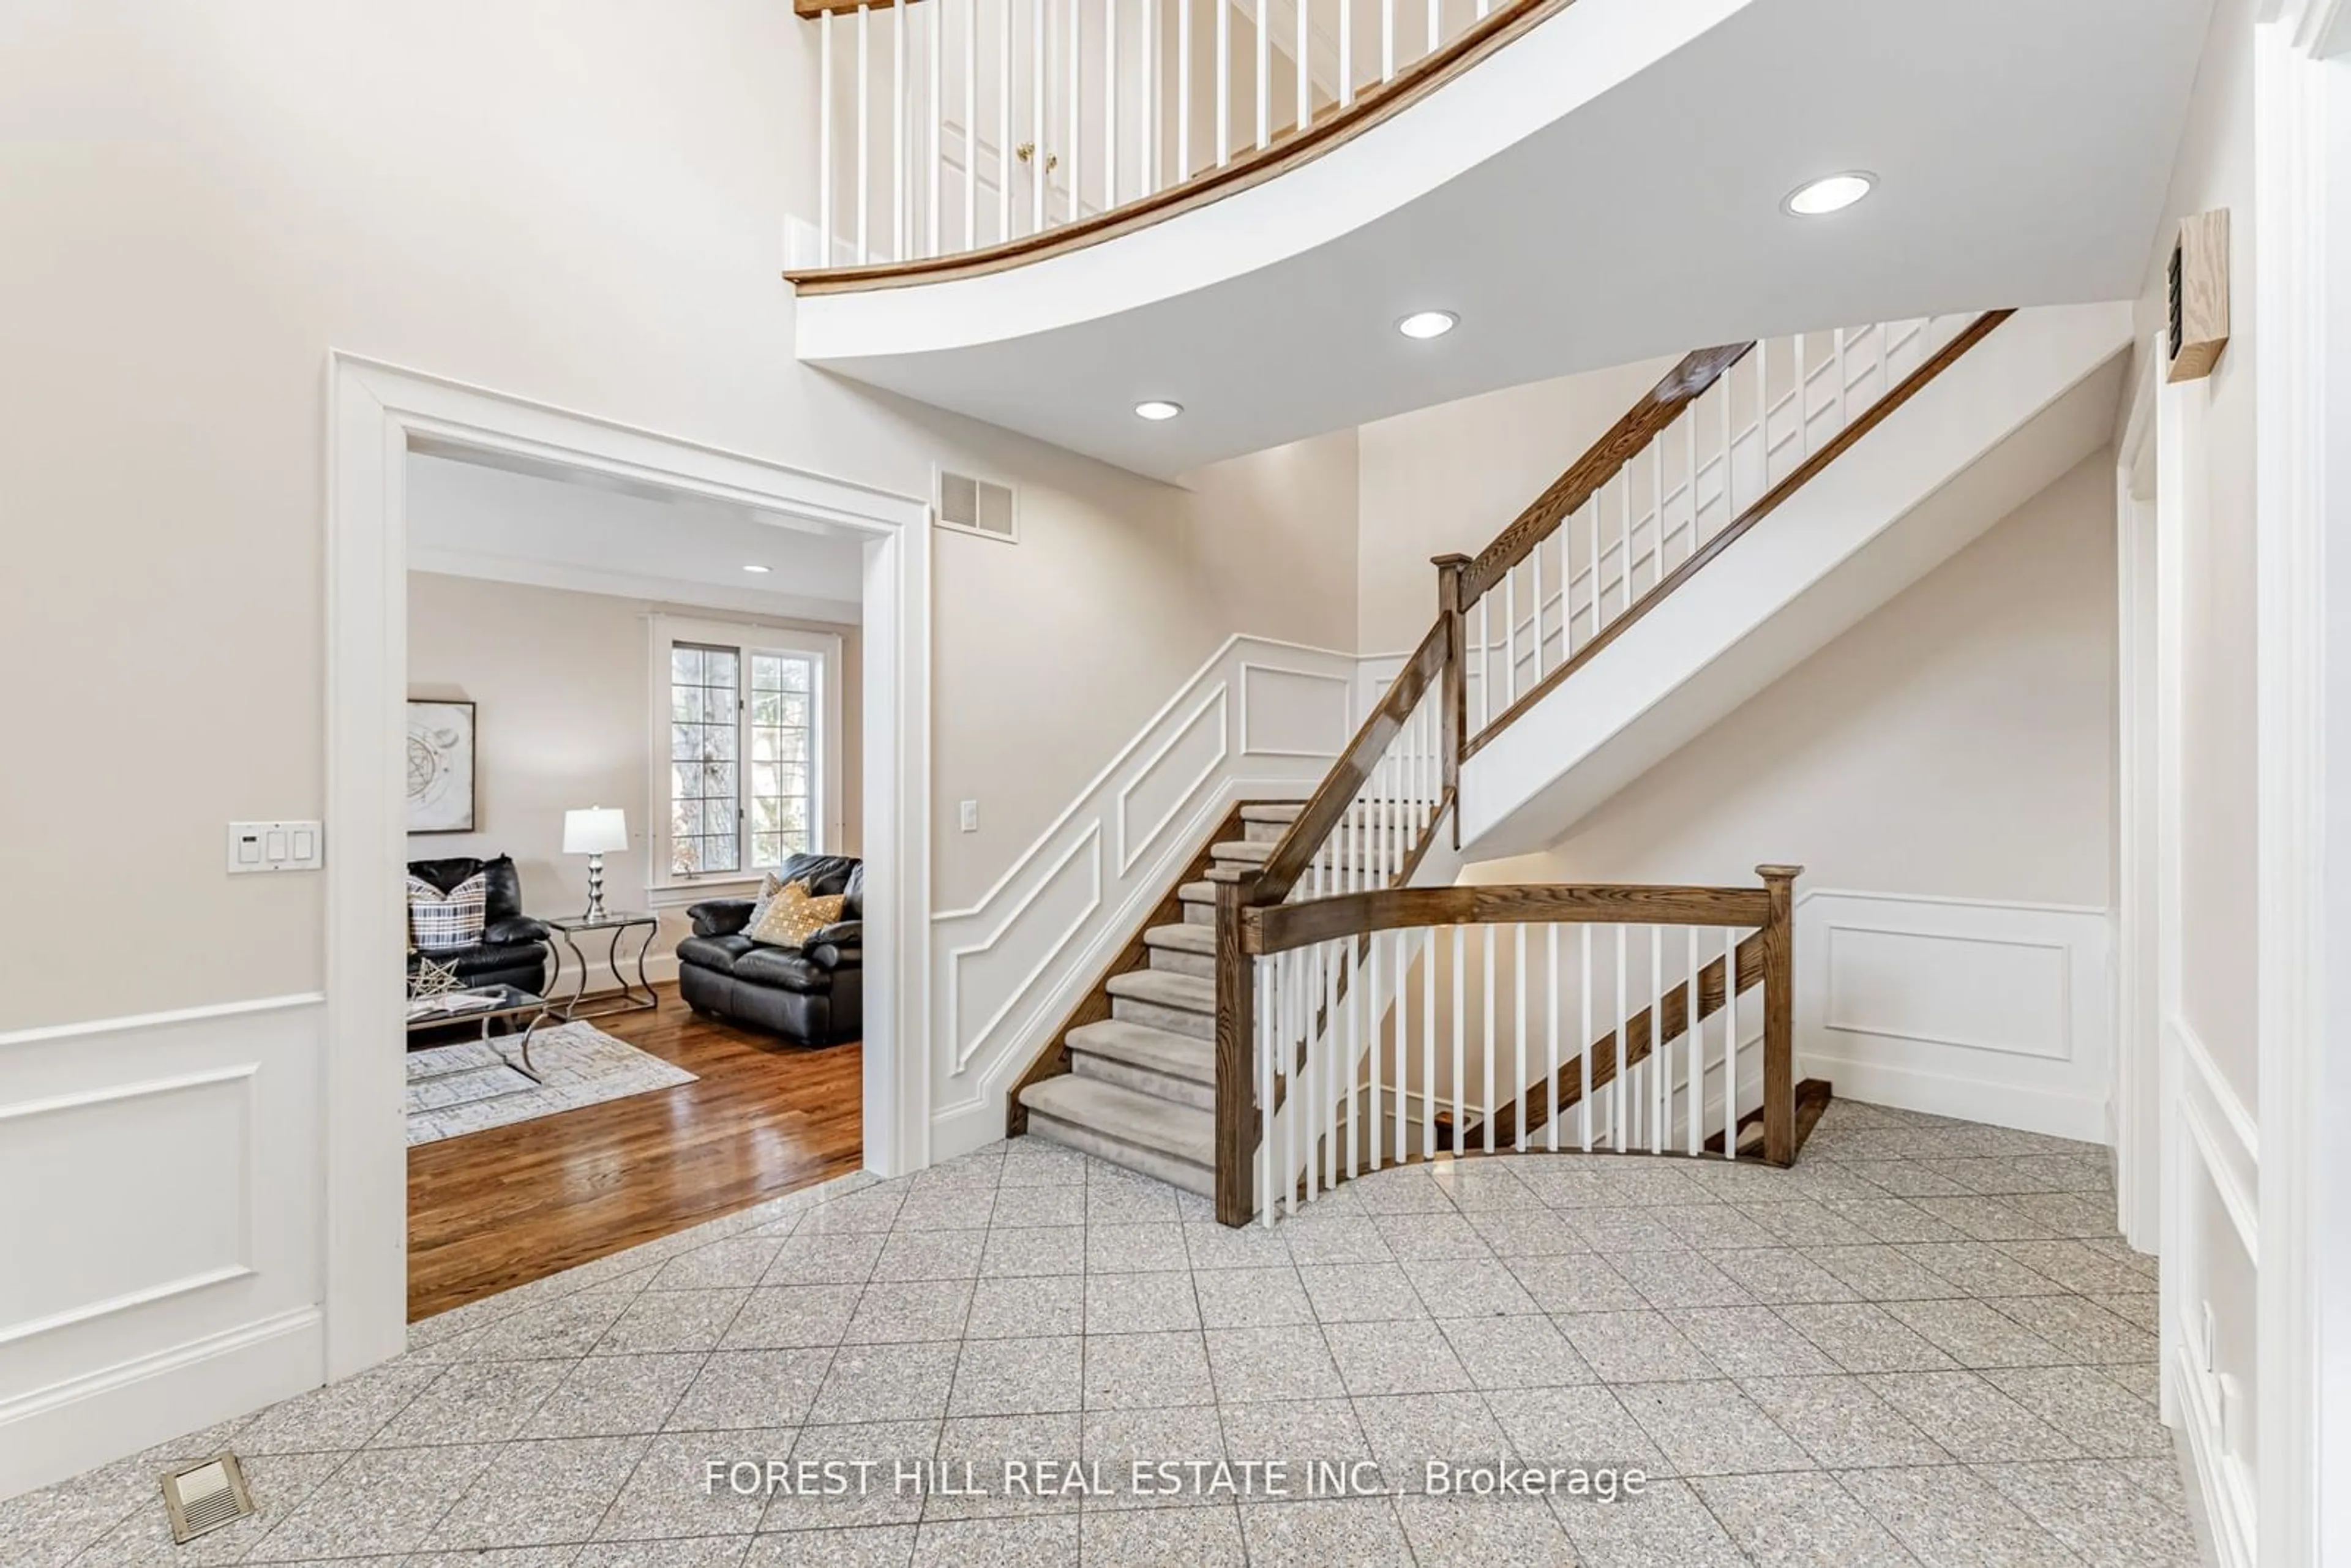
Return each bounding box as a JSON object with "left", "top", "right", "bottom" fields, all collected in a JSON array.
[{"left": 405, "top": 983, "right": 861, "bottom": 1322}]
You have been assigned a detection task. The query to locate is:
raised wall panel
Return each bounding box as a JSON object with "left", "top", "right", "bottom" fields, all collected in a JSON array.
[
  {"left": 0, "top": 999, "right": 324, "bottom": 1500},
  {"left": 1115, "top": 688, "right": 1228, "bottom": 875},
  {"left": 947, "top": 826, "right": 1103, "bottom": 1072},
  {"left": 1794, "top": 890, "right": 2111, "bottom": 1141},
  {"left": 1237, "top": 662, "right": 1352, "bottom": 759}
]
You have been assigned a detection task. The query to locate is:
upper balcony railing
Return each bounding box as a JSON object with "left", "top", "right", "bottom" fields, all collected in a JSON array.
[{"left": 792, "top": 0, "right": 1565, "bottom": 289}]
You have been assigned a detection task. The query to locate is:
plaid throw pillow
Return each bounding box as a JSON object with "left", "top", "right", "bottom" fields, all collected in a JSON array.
[
  {"left": 407, "top": 872, "right": 489, "bottom": 953},
  {"left": 746, "top": 880, "right": 846, "bottom": 949}
]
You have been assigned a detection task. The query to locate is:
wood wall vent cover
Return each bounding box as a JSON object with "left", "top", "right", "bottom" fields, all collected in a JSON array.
[
  {"left": 2167, "top": 208, "right": 2230, "bottom": 383},
  {"left": 936, "top": 468, "right": 1018, "bottom": 542}
]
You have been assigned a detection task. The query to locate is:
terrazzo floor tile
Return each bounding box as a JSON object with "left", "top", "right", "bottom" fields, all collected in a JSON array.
[
  {"left": 984, "top": 1186, "right": 1086, "bottom": 1230},
  {"left": 1892, "top": 1242, "right": 2063, "bottom": 1299},
  {"left": 421, "top": 1433, "right": 649, "bottom": 1550},
  {"left": 1236, "top": 1496, "right": 1415, "bottom": 1567},
  {"left": 908, "top": 1509, "right": 1078, "bottom": 1566},
  {"left": 1701, "top": 1248, "right": 1861, "bottom": 1305},
  {"left": 1990, "top": 1293, "right": 2159, "bottom": 1364},
  {"left": 1976, "top": 1460, "right": 2203, "bottom": 1566},
  {"left": 1614, "top": 1381, "right": 1815, "bottom": 1476},
  {"left": 1549, "top": 1476, "right": 1748, "bottom": 1568},
  {"left": 1438, "top": 1312, "right": 1599, "bottom": 1389},
  {"left": 1079, "top": 1500, "right": 1247, "bottom": 1565},
  {"left": 526, "top": 1352, "right": 705, "bottom": 1438},
  {"left": 975, "top": 1226, "right": 1085, "bottom": 1280},
  {"left": 1370, "top": 1211, "right": 1491, "bottom": 1260},
  {"left": 1834, "top": 1463, "right": 2078, "bottom": 1568},
  {"left": 1467, "top": 1207, "right": 1592, "bottom": 1255},
  {"left": 871, "top": 1230, "right": 988, "bottom": 1282},
  {"left": 741, "top": 1522, "right": 916, "bottom": 1566},
  {"left": 926, "top": 1411, "right": 1083, "bottom": 1518},
  {"left": 1279, "top": 1215, "right": 1395, "bottom": 1266},
  {"left": 1864, "top": 1372, "right": 2085, "bottom": 1463},
  {"left": 1394, "top": 1492, "right": 1584, "bottom": 1567},
  {"left": 463, "top": 1292, "right": 637, "bottom": 1361},
  {"left": 76, "top": 1449, "right": 348, "bottom": 1567},
  {"left": 1693, "top": 1469, "right": 1918, "bottom": 1567},
  {"left": 1881, "top": 1297, "right": 2071, "bottom": 1368},
  {"left": 1504, "top": 1253, "right": 1648, "bottom": 1315},
  {"left": 597, "top": 1291, "right": 756, "bottom": 1356},
  {"left": 1606, "top": 1249, "right": 1761, "bottom": 1310},
  {"left": 1211, "top": 1397, "right": 1370, "bottom": 1481},
  {"left": 1081, "top": 1330, "right": 1215, "bottom": 1409},
  {"left": 1084, "top": 1222, "right": 1188, "bottom": 1273},
  {"left": 1800, "top": 1244, "right": 1971, "bottom": 1303},
  {"left": 574, "top": 1539, "right": 762, "bottom": 1567},
  {"left": 1673, "top": 1307, "right": 1841, "bottom": 1379},
  {"left": 1082, "top": 1178, "right": 1185, "bottom": 1227},
  {"left": 1402, "top": 1254, "right": 1540, "bottom": 1317},
  {"left": 1082, "top": 1271, "right": 1201, "bottom": 1335},
  {"left": 1772, "top": 1303, "right": 1960, "bottom": 1375},
  {"left": 1736, "top": 1376, "right": 1951, "bottom": 1469},
  {"left": 842, "top": 1279, "right": 975, "bottom": 1345},
  {"left": 947, "top": 1335, "right": 1084, "bottom": 1417},
  {"left": 965, "top": 1274, "right": 1085, "bottom": 1339},
  {"left": 244, "top": 1442, "right": 501, "bottom": 1561},
  {"left": 230, "top": 1364, "right": 447, "bottom": 1454},
  {"left": 369, "top": 1360, "right": 569, "bottom": 1446},
  {"left": 667, "top": 1349, "right": 834, "bottom": 1430},
  {"left": 759, "top": 1230, "right": 887, "bottom": 1286},
  {"left": 1321, "top": 1317, "right": 1477, "bottom": 1397},
  {"left": 1190, "top": 1266, "right": 1314, "bottom": 1328},
  {"left": 1981, "top": 1365, "right": 2175, "bottom": 1457},
  {"left": 1078, "top": 1403, "right": 1228, "bottom": 1509},
  {"left": 650, "top": 1237, "right": 790, "bottom": 1290},
  {"left": 1555, "top": 1309, "right": 1726, "bottom": 1382},
  {"left": 597, "top": 1430, "right": 799, "bottom": 1540},
  {"left": 719, "top": 1285, "right": 863, "bottom": 1350},
  {"left": 754, "top": 1421, "right": 933, "bottom": 1533},
  {"left": 811, "top": 1343, "right": 961, "bottom": 1424},
  {"left": 1297, "top": 1261, "right": 1425, "bottom": 1322},
  {"left": 1480, "top": 1384, "right": 1667, "bottom": 1477},
  {"left": 1201, "top": 1324, "right": 1344, "bottom": 1403}
]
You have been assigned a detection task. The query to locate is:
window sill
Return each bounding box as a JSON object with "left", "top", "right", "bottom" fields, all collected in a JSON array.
[{"left": 647, "top": 877, "right": 761, "bottom": 910}]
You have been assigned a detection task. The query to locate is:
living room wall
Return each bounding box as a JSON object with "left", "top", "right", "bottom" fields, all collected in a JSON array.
[{"left": 405, "top": 571, "right": 864, "bottom": 985}]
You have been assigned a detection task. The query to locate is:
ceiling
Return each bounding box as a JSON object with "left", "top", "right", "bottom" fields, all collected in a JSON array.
[
  {"left": 796, "top": 0, "right": 2212, "bottom": 479},
  {"left": 407, "top": 451, "right": 867, "bottom": 622}
]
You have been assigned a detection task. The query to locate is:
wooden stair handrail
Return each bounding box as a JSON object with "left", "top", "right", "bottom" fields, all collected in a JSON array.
[
  {"left": 1464, "top": 309, "right": 2017, "bottom": 760},
  {"left": 787, "top": 0, "right": 1583, "bottom": 295},
  {"left": 1247, "top": 617, "right": 1450, "bottom": 906},
  {"left": 1246, "top": 880, "right": 1772, "bottom": 955},
  {"left": 1458, "top": 343, "right": 1755, "bottom": 608}
]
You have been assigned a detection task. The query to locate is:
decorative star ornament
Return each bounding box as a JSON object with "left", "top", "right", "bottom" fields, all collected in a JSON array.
[{"left": 409, "top": 957, "right": 463, "bottom": 1000}]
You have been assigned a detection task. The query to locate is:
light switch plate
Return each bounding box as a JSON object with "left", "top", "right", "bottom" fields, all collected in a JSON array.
[
  {"left": 228, "top": 821, "right": 324, "bottom": 874},
  {"left": 959, "top": 800, "right": 980, "bottom": 833}
]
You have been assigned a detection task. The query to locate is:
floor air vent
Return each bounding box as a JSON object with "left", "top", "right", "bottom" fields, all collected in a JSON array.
[{"left": 161, "top": 1454, "right": 255, "bottom": 1544}]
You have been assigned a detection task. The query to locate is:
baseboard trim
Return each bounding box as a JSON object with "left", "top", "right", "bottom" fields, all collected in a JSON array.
[
  {"left": 1795, "top": 1050, "right": 2106, "bottom": 1142},
  {"left": 0, "top": 1307, "right": 322, "bottom": 1501},
  {"left": 2171, "top": 1341, "right": 2256, "bottom": 1568}
]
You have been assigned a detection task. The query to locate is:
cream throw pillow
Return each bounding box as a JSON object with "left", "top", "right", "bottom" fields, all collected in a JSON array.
[{"left": 746, "top": 880, "right": 846, "bottom": 949}]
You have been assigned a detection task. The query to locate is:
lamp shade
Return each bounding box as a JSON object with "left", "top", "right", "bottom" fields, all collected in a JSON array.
[{"left": 563, "top": 807, "right": 629, "bottom": 855}]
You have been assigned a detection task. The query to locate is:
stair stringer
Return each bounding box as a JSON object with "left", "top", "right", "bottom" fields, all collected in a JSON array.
[{"left": 1457, "top": 300, "right": 2134, "bottom": 860}]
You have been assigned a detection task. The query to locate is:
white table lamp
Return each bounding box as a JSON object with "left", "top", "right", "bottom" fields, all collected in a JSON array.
[{"left": 563, "top": 807, "right": 629, "bottom": 921}]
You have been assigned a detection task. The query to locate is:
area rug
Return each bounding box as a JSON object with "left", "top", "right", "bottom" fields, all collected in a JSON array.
[{"left": 405, "top": 1021, "right": 697, "bottom": 1147}]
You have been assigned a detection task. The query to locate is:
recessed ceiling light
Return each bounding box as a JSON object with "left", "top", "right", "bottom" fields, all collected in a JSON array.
[
  {"left": 1783, "top": 172, "right": 1875, "bottom": 216},
  {"left": 1396, "top": 310, "right": 1458, "bottom": 340},
  {"left": 742, "top": 564, "right": 772, "bottom": 574},
  {"left": 1133, "top": 399, "right": 1183, "bottom": 421}
]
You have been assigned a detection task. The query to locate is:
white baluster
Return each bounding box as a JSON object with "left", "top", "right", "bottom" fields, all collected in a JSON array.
[
  {"left": 1254, "top": 0, "right": 1269, "bottom": 149},
  {"left": 1612, "top": 923, "right": 1627, "bottom": 1150},
  {"left": 820, "top": 10, "right": 835, "bottom": 264},
  {"left": 1513, "top": 923, "right": 1528, "bottom": 1150},
  {"left": 962, "top": 0, "right": 977, "bottom": 250},
  {"left": 1425, "top": 0, "right": 1438, "bottom": 53},
  {"left": 1283, "top": 948, "right": 1299, "bottom": 1210},
  {"left": 1215, "top": 0, "right": 1230, "bottom": 166},
  {"left": 1067, "top": 0, "right": 1081, "bottom": 219},
  {"left": 893, "top": 0, "right": 907, "bottom": 258},
  {"left": 1504, "top": 561, "right": 1518, "bottom": 710},
  {"left": 1794, "top": 332, "right": 1807, "bottom": 460},
  {"left": 1421, "top": 925, "right": 1437, "bottom": 1158},
  {"left": 1178, "top": 0, "right": 1192, "bottom": 178},
  {"left": 1141, "top": 0, "right": 1155, "bottom": 193},
  {"left": 1105, "top": 0, "right": 1119, "bottom": 211},
  {"left": 1722, "top": 927, "right": 1738, "bottom": 1159},
  {"left": 1650, "top": 924, "right": 1665, "bottom": 1153},
  {"left": 1475, "top": 597, "right": 1490, "bottom": 732},
  {"left": 1351, "top": 934, "right": 1368, "bottom": 1177},
  {"left": 1258, "top": 957, "right": 1275, "bottom": 1223},
  {"left": 1529, "top": 529, "right": 1544, "bottom": 682},
  {"left": 1682, "top": 400, "right": 1696, "bottom": 566},
  {"left": 1381, "top": 0, "right": 1394, "bottom": 81},
  {"left": 1368, "top": 932, "right": 1384, "bottom": 1171},
  {"left": 1545, "top": 923, "right": 1560, "bottom": 1151},
  {"left": 997, "top": 0, "right": 1011, "bottom": 241},
  {"left": 1718, "top": 370, "right": 1732, "bottom": 528},
  {"left": 928, "top": 0, "right": 942, "bottom": 253},
  {"left": 1030, "top": 0, "right": 1046, "bottom": 231},
  {"left": 1392, "top": 929, "right": 1409, "bottom": 1164},
  {"left": 1616, "top": 469, "right": 1631, "bottom": 628},
  {"left": 1579, "top": 925, "right": 1592, "bottom": 1152},
  {"left": 1450, "top": 925, "right": 1466, "bottom": 1153},
  {"left": 1834, "top": 326, "right": 1847, "bottom": 433},
  {"left": 1296, "top": 0, "right": 1310, "bottom": 130},
  {"left": 1685, "top": 925, "right": 1701, "bottom": 1155},
  {"left": 856, "top": 4, "right": 871, "bottom": 261},
  {"left": 1585, "top": 497, "right": 1600, "bottom": 646},
  {"left": 1481, "top": 923, "right": 1496, "bottom": 1153},
  {"left": 1648, "top": 441, "right": 1662, "bottom": 596},
  {"left": 1339, "top": 0, "right": 1354, "bottom": 107}
]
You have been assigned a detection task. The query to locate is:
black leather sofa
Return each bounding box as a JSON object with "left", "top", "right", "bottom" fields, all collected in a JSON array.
[
  {"left": 677, "top": 853, "right": 864, "bottom": 1046},
  {"left": 406, "top": 854, "right": 551, "bottom": 994}
]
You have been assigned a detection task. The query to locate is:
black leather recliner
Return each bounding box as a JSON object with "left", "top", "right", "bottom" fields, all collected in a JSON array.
[
  {"left": 406, "top": 854, "right": 551, "bottom": 994},
  {"left": 677, "top": 853, "right": 863, "bottom": 1046}
]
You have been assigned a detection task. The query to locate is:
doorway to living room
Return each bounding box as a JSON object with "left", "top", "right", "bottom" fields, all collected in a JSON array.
[{"left": 327, "top": 356, "right": 930, "bottom": 1378}]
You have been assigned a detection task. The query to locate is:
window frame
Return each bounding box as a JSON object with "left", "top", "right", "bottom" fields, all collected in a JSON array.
[{"left": 645, "top": 613, "right": 845, "bottom": 905}]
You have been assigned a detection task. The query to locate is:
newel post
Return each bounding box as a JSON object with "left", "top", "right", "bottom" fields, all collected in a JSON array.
[
  {"left": 1212, "top": 879, "right": 1256, "bottom": 1226},
  {"left": 1433, "top": 553, "right": 1471, "bottom": 833},
  {"left": 1756, "top": 864, "right": 1802, "bottom": 1165}
]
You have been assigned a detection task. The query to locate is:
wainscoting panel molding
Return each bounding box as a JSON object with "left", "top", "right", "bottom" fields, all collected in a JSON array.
[
  {"left": 2170, "top": 1011, "right": 2258, "bottom": 1567},
  {"left": 1794, "top": 890, "right": 2112, "bottom": 1141},
  {"left": 929, "top": 636, "right": 1358, "bottom": 1157},
  {"left": 0, "top": 996, "right": 326, "bottom": 1501}
]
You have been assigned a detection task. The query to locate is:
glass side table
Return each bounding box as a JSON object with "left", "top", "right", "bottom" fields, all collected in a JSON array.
[{"left": 541, "top": 910, "right": 662, "bottom": 1022}]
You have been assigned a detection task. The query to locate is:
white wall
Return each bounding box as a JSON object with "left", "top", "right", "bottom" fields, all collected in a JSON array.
[
  {"left": 1355, "top": 354, "right": 1677, "bottom": 651},
  {"left": 405, "top": 572, "right": 864, "bottom": 980},
  {"left": 1469, "top": 452, "right": 2119, "bottom": 1138}
]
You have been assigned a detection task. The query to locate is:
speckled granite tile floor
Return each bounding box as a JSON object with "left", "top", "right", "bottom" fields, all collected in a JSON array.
[{"left": 1, "top": 1101, "right": 2195, "bottom": 1566}]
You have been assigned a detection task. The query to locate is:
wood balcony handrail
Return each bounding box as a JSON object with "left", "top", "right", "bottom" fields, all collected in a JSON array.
[
  {"left": 1457, "top": 343, "right": 1755, "bottom": 608},
  {"left": 786, "top": 0, "right": 1581, "bottom": 295},
  {"left": 1245, "top": 878, "right": 1775, "bottom": 955},
  {"left": 1247, "top": 617, "right": 1450, "bottom": 905},
  {"left": 1462, "top": 309, "right": 2014, "bottom": 760}
]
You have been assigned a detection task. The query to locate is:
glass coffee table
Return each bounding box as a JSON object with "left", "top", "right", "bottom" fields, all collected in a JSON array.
[{"left": 404, "top": 983, "right": 550, "bottom": 1083}]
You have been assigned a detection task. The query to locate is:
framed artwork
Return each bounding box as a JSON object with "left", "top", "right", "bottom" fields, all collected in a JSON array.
[{"left": 407, "top": 700, "right": 477, "bottom": 833}]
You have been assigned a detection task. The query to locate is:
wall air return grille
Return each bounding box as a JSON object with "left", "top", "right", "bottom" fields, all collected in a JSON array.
[{"left": 936, "top": 468, "right": 1017, "bottom": 542}]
